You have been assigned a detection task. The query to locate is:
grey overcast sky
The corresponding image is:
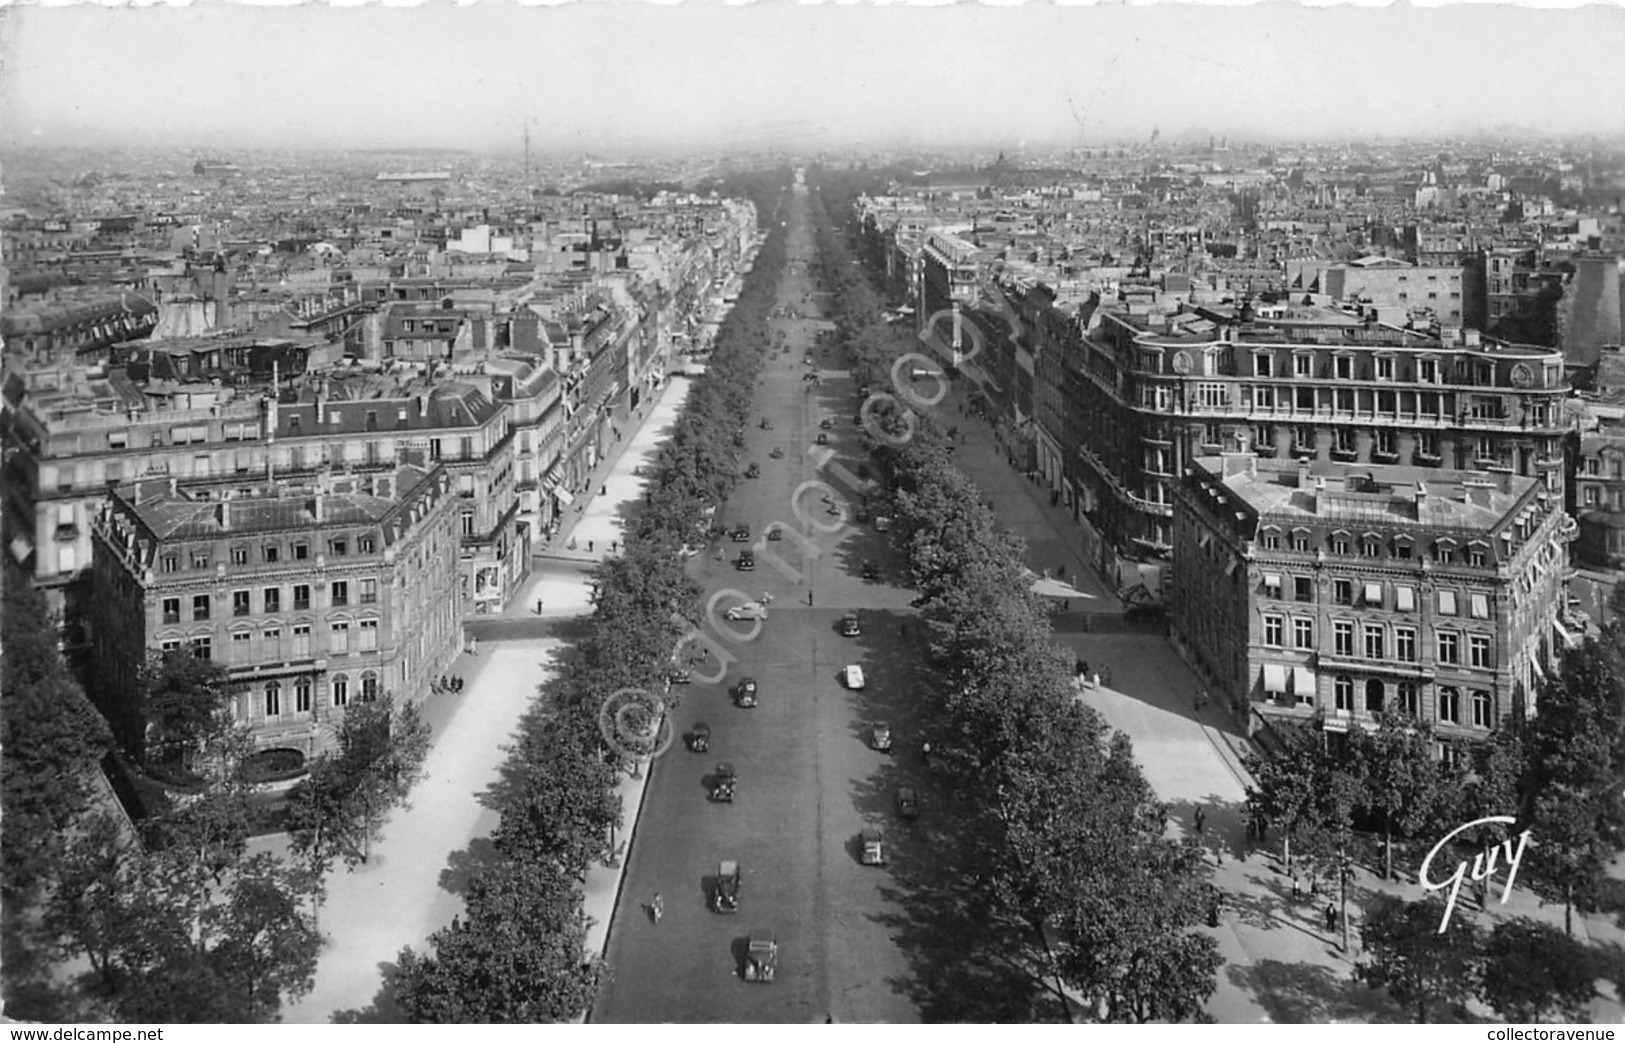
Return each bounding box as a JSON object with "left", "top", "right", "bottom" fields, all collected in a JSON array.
[{"left": 3, "top": 2, "right": 1623, "bottom": 154}]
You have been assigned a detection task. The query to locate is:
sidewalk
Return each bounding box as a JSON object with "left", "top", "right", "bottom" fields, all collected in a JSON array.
[{"left": 937, "top": 383, "right": 1121, "bottom": 611}]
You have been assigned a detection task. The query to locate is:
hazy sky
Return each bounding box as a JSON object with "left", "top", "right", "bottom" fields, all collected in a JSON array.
[{"left": 3, "top": 2, "right": 1623, "bottom": 153}]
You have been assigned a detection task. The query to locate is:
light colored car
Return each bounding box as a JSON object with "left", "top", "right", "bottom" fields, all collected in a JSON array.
[
  {"left": 874, "top": 516, "right": 892, "bottom": 533},
  {"left": 745, "top": 929, "right": 778, "bottom": 982},
  {"left": 843, "top": 664, "right": 865, "bottom": 690},
  {"left": 724, "top": 601, "right": 769, "bottom": 621},
  {"left": 860, "top": 828, "right": 886, "bottom": 866}
]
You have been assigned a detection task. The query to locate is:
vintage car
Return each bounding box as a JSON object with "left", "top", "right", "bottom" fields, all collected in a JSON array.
[
  {"left": 816, "top": 433, "right": 829, "bottom": 446},
  {"left": 714, "top": 860, "right": 741, "bottom": 913},
  {"left": 735, "top": 677, "right": 759, "bottom": 708},
  {"left": 732, "top": 525, "right": 751, "bottom": 542},
  {"left": 896, "top": 786, "right": 920, "bottom": 820},
  {"left": 713, "top": 763, "right": 737, "bottom": 802},
  {"left": 871, "top": 722, "right": 892, "bottom": 752},
  {"left": 690, "top": 722, "right": 711, "bottom": 753},
  {"left": 854, "top": 505, "right": 870, "bottom": 524},
  {"left": 820, "top": 418, "right": 833, "bottom": 430},
  {"left": 770, "top": 447, "right": 785, "bottom": 459},
  {"left": 744, "top": 929, "right": 778, "bottom": 982},
  {"left": 860, "top": 828, "right": 886, "bottom": 866},
  {"left": 766, "top": 525, "right": 783, "bottom": 541},
  {"left": 745, "top": 463, "right": 761, "bottom": 479},
  {"left": 841, "top": 613, "right": 861, "bottom": 637},
  {"left": 874, "top": 516, "right": 892, "bottom": 533},
  {"left": 860, "top": 560, "right": 879, "bottom": 581},
  {"left": 724, "top": 601, "right": 769, "bottom": 622},
  {"left": 843, "top": 665, "right": 865, "bottom": 690},
  {"left": 669, "top": 666, "right": 693, "bottom": 684},
  {"left": 736, "top": 550, "right": 755, "bottom": 571}
]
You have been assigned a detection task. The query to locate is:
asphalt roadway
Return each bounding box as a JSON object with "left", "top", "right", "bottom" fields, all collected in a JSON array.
[{"left": 594, "top": 186, "right": 935, "bottom": 1023}]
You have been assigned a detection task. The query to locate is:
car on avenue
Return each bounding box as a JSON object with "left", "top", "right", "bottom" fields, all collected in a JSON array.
[
  {"left": 732, "top": 525, "right": 751, "bottom": 542},
  {"left": 820, "top": 418, "right": 833, "bottom": 430},
  {"left": 744, "top": 929, "right": 778, "bottom": 982},
  {"left": 735, "top": 677, "right": 759, "bottom": 707},
  {"left": 896, "top": 786, "right": 919, "bottom": 820},
  {"left": 714, "top": 860, "right": 740, "bottom": 913},
  {"left": 841, "top": 613, "right": 861, "bottom": 637},
  {"left": 843, "top": 664, "right": 866, "bottom": 690},
  {"left": 874, "top": 516, "right": 892, "bottom": 533},
  {"left": 724, "top": 601, "right": 769, "bottom": 622},
  {"left": 860, "top": 828, "right": 886, "bottom": 866},
  {"left": 816, "top": 433, "right": 829, "bottom": 446},
  {"left": 860, "top": 560, "right": 879, "bottom": 581},
  {"left": 871, "top": 722, "right": 892, "bottom": 752},
  {"left": 770, "top": 447, "right": 785, "bottom": 459},
  {"left": 737, "top": 550, "right": 755, "bottom": 571},
  {"left": 745, "top": 463, "right": 760, "bottom": 479}
]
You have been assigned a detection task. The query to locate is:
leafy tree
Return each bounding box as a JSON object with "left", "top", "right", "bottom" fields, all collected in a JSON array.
[
  {"left": 1352, "top": 711, "right": 1446, "bottom": 880},
  {"left": 1243, "top": 725, "right": 1325, "bottom": 872},
  {"left": 1, "top": 572, "right": 112, "bottom": 902},
  {"left": 1478, "top": 917, "right": 1599, "bottom": 1022},
  {"left": 488, "top": 725, "right": 621, "bottom": 880},
  {"left": 394, "top": 856, "right": 603, "bottom": 1022},
  {"left": 1355, "top": 895, "right": 1481, "bottom": 1023},
  {"left": 287, "top": 694, "right": 430, "bottom": 874},
  {"left": 137, "top": 649, "right": 242, "bottom": 768}
]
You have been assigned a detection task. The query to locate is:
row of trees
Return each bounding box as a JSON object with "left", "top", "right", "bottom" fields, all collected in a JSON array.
[
  {"left": 389, "top": 170, "right": 793, "bottom": 1021},
  {"left": 806, "top": 172, "right": 1221, "bottom": 1022}
]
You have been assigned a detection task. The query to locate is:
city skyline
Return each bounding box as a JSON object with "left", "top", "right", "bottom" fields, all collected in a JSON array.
[{"left": 4, "top": 3, "right": 1625, "bottom": 155}]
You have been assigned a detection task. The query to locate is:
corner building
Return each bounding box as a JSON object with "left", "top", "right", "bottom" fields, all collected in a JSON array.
[
  {"left": 89, "top": 465, "right": 460, "bottom": 762},
  {"left": 1172, "top": 455, "right": 1576, "bottom": 751}
]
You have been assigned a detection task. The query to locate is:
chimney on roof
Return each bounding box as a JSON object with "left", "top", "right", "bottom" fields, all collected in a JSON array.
[
  {"left": 1499, "top": 470, "right": 1514, "bottom": 494},
  {"left": 167, "top": 477, "right": 178, "bottom": 498},
  {"left": 1297, "top": 456, "right": 1312, "bottom": 489},
  {"left": 1221, "top": 452, "right": 1256, "bottom": 480}
]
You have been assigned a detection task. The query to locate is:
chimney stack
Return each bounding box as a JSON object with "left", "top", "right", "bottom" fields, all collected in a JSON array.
[{"left": 1297, "top": 456, "right": 1312, "bottom": 488}]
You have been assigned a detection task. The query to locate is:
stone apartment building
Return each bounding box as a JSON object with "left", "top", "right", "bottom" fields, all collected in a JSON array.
[
  {"left": 1014, "top": 294, "right": 1569, "bottom": 589},
  {"left": 89, "top": 464, "right": 461, "bottom": 763},
  {"left": 1171, "top": 455, "right": 1576, "bottom": 752}
]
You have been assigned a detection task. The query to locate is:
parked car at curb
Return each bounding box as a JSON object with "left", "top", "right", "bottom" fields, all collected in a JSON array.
[
  {"left": 744, "top": 929, "right": 778, "bottom": 982},
  {"left": 843, "top": 664, "right": 865, "bottom": 690}
]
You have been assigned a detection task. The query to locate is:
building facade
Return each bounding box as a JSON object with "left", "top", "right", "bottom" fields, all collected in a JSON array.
[
  {"left": 1171, "top": 455, "right": 1577, "bottom": 750},
  {"left": 89, "top": 465, "right": 461, "bottom": 762}
]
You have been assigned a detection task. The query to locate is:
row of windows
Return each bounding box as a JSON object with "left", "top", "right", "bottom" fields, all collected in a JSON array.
[
  {"left": 161, "top": 579, "right": 380, "bottom": 622},
  {"left": 1261, "top": 576, "right": 1494, "bottom": 617},
  {"left": 158, "top": 535, "right": 379, "bottom": 573},
  {"left": 1262, "top": 615, "right": 1494, "bottom": 666},
  {"left": 1258, "top": 531, "right": 1493, "bottom": 565},
  {"left": 1270, "top": 677, "right": 1494, "bottom": 727},
  {"left": 257, "top": 672, "right": 380, "bottom": 717},
  {"left": 158, "top": 619, "right": 380, "bottom": 659}
]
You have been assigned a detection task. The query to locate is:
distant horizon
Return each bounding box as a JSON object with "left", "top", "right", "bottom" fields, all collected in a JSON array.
[{"left": 4, "top": 4, "right": 1624, "bottom": 154}]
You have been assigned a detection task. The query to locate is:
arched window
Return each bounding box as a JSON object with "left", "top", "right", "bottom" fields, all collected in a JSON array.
[
  {"left": 1364, "top": 679, "right": 1385, "bottom": 715},
  {"left": 1471, "top": 689, "right": 1492, "bottom": 728},
  {"left": 361, "top": 670, "right": 379, "bottom": 702},
  {"left": 331, "top": 674, "right": 350, "bottom": 708},
  {"left": 1438, "top": 686, "right": 1461, "bottom": 724},
  {"left": 1397, "top": 682, "right": 1419, "bottom": 717},
  {"left": 265, "top": 680, "right": 282, "bottom": 718}
]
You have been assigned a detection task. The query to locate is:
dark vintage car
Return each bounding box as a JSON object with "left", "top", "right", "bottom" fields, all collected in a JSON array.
[
  {"left": 816, "top": 433, "right": 829, "bottom": 446},
  {"left": 860, "top": 560, "right": 879, "bottom": 581},
  {"left": 744, "top": 929, "right": 778, "bottom": 982},
  {"left": 732, "top": 525, "right": 751, "bottom": 542},
  {"left": 690, "top": 722, "right": 711, "bottom": 752},
  {"left": 854, "top": 505, "right": 870, "bottom": 524},
  {"left": 820, "top": 418, "right": 833, "bottom": 430},
  {"left": 669, "top": 666, "right": 693, "bottom": 685},
  {"left": 841, "top": 613, "right": 861, "bottom": 637},
  {"left": 737, "top": 550, "right": 755, "bottom": 571},
  {"left": 735, "top": 677, "right": 758, "bottom": 708},
  {"left": 896, "top": 786, "right": 920, "bottom": 820},
  {"left": 745, "top": 463, "right": 760, "bottom": 479},
  {"left": 770, "top": 447, "right": 785, "bottom": 459},
  {"left": 871, "top": 722, "right": 892, "bottom": 752},
  {"left": 714, "top": 860, "right": 740, "bottom": 913},
  {"left": 766, "top": 525, "right": 783, "bottom": 541},
  {"left": 713, "top": 762, "right": 737, "bottom": 802}
]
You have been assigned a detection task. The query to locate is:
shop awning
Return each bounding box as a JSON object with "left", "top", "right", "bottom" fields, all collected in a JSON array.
[
  {"left": 1395, "top": 586, "right": 1415, "bottom": 612},
  {"left": 1364, "top": 582, "right": 1383, "bottom": 606},
  {"left": 1292, "top": 667, "right": 1316, "bottom": 698},
  {"left": 1263, "top": 664, "right": 1288, "bottom": 694},
  {"left": 553, "top": 486, "right": 574, "bottom": 507}
]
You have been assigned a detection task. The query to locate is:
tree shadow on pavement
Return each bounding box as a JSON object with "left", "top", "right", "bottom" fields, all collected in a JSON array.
[
  {"left": 438, "top": 835, "right": 500, "bottom": 898},
  {"left": 330, "top": 960, "right": 407, "bottom": 1023},
  {"left": 1228, "top": 958, "right": 1405, "bottom": 1023}
]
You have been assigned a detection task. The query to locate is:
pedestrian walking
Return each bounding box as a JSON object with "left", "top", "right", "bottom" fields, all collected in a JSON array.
[
  {"left": 469, "top": 636, "right": 479, "bottom": 656},
  {"left": 588, "top": 540, "right": 595, "bottom": 553},
  {"left": 1291, "top": 875, "right": 1302, "bottom": 902},
  {"left": 1194, "top": 805, "right": 1206, "bottom": 834},
  {"left": 1324, "top": 904, "right": 1337, "bottom": 933},
  {"left": 807, "top": 590, "right": 814, "bottom": 607},
  {"left": 601, "top": 484, "right": 608, "bottom": 496},
  {"left": 536, "top": 597, "right": 544, "bottom": 615},
  {"left": 611, "top": 540, "right": 618, "bottom": 553}
]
